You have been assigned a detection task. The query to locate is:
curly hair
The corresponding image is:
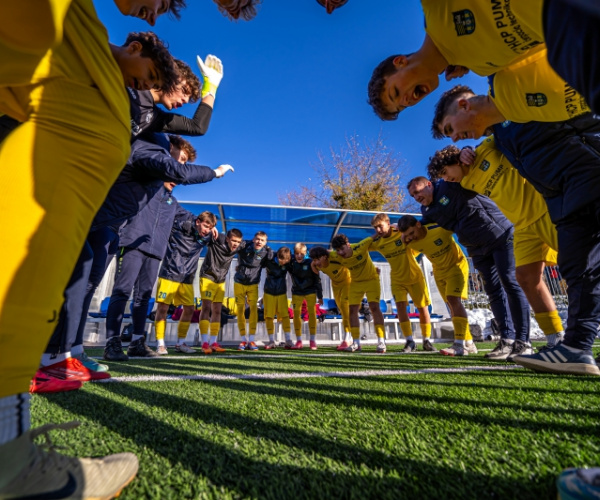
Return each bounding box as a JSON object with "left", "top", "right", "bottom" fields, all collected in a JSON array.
[
  {"left": 174, "top": 59, "right": 200, "bottom": 103},
  {"left": 168, "top": 134, "right": 197, "bottom": 162},
  {"left": 213, "top": 0, "right": 261, "bottom": 21},
  {"left": 426, "top": 145, "right": 461, "bottom": 181},
  {"left": 308, "top": 246, "right": 330, "bottom": 260},
  {"left": 331, "top": 234, "right": 349, "bottom": 251},
  {"left": 367, "top": 55, "right": 402, "bottom": 121},
  {"left": 124, "top": 31, "right": 178, "bottom": 93},
  {"left": 431, "top": 84, "right": 475, "bottom": 139}
]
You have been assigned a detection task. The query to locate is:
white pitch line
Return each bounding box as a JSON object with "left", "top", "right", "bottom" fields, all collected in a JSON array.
[{"left": 95, "top": 364, "right": 522, "bottom": 383}]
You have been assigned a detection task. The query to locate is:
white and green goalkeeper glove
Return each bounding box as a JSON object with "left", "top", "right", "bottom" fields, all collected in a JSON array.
[{"left": 197, "top": 54, "right": 224, "bottom": 99}]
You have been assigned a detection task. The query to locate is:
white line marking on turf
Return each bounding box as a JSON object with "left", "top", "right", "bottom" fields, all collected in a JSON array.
[{"left": 96, "top": 364, "right": 522, "bottom": 383}]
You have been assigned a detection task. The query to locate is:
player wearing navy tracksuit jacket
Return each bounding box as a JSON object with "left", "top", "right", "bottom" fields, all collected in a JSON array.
[
  {"left": 493, "top": 115, "right": 600, "bottom": 375},
  {"left": 413, "top": 178, "right": 531, "bottom": 360},
  {"left": 44, "top": 134, "right": 220, "bottom": 366}
]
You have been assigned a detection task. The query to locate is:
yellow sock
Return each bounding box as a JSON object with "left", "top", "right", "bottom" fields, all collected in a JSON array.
[
  {"left": 452, "top": 316, "right": 469, "bottom": 341},
  {"left": 375, "top": 323, "right": 385, "bottom": 340},
  {"left": 535, "top": 310, "right": 564, "bottom": 335},
  {"left": 266, "top": 318, "right": 274, "bottom": 335},
  {"left": 421, "top": 322, "right": 432, "bottom": 339},
  {"left": 177, "top": 321, "right": 190, "bottom": 342},
  {"left": 200, "top": 319, "right": 210, "bottom": 335},
  {"left": 282, "top": 317, "right": 291, "bottom": 333},
  {"left": 351, "top": 326, "right": 360, "bottom": 340},
  {"left": 209, "top": 322, "right": 220, "bottom": 344},
  {"left": 400, "top": 321, "right": 412, "bottom": 338},
  {"left": 155, "top": 319, "right": 166, "bottom": 340}
]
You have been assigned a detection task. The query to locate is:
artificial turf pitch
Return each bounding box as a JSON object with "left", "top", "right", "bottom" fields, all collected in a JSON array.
[{"left": 32, "top": 341, "right": 600, "bottom": 500}]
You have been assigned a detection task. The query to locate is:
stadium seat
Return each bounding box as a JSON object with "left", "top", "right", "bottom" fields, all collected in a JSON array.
[{"left": 88, "top": 297, "right": 110, "bottom": 318}]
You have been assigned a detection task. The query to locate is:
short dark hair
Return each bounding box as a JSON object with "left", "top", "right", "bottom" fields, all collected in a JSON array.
[
  {"left": 168, "top": 134, "right": 196, "bottom": 162},
  {"left": 254, "top": 231, "right": 267, "bottom": 239},
  {"left": 309, "top": 246, "right": 330, "bottom": 260},
  {"left": 174, "top": 59, "right": 200, "bottom": 103},
  {"left": 367, "top": 54, "right": 409, "bottom": 121},
  {"left": 227, "top": 228, "right": 243, "bottom": 239},
  {"left": 427, "top": 145, "right": 461, "bottom": 181},
  {"left": 124, "top": 31, "right": 178, "bottom": 93},
  {"left": 431, "top": 84, "right": 475, "bottom": 139},
  {"left": 406, "top": 175, "right": 429, "bottom": 191},
  {"left": 214, "top": 0, "right": 261, "bottom": 21},
  {"left": 397, "top": 215, "right": 419, "bottom": 233},
  {"left": 168, "top": 0, "right": 187, "bottom": 19},
  {"left": 331, "top": 234, "right": 349, "bottom": 251}
]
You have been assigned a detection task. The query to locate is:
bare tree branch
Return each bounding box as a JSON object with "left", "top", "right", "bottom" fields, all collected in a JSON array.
[{"left": 279, "top": 132, "right": 412, "bottom": 212}]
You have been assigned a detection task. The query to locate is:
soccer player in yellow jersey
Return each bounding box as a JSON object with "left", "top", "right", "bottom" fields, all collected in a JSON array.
[
  {"left": 397, "top": 215, "right": 476, "bottom": 357},
  {"left": 367, "top": 0, "right": 545, "bottom": 120},
  {"left": 432, "top": 77, "right": 589, "bottom": 143},
  {"left": 309, "top": 246, "right": 352, "bottom": 350},
  {"left": 0, "top": 1, "right": 186, "bottom": 498},
  {"left": 330, "top": 234, "right": 386, "bottom": 353},
  {"left": 370, "top": 213, "right": 436, "bottom": 353},
  {"left": 427, "top": 141, "right": 564, "bottom": 356}
]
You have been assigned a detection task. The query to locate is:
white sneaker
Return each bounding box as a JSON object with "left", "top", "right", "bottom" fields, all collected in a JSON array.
[
  {"left": 175, "top": 343, "right": 196, "bottom": 354},
  {"left": 0, "top": 422, "right": 138, "bottom": 499},
  {"left": 464, "top": 342, "right": 478, "bottom": 355},
  {"left": 344, "top": 343, "right": 362, "bottom": 352},
  {"left": 440, "top": 342, "right": 467, "bottom": 356},
  {"left": 156, "top": 345, "right": 168, "bottom": 355},
  {"left": 376, "top": 342, "right": 387, "bottom": 353}
]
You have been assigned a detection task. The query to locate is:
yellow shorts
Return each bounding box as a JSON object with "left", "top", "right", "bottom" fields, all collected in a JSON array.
[
  {"left": 435, "top": 270, "right": 468, "bottom": 301},
  {"left": 514, "top": 212, "right": 559, "bottom": 267},
  {"left": 391, "top": 275, "right": 430, "bottom": 309},
  {"left": 156, "top": 278, "right": 194, "bottom": 306},
  {"left": 263, "top": 293, "right": 289, "bottom": 319},
  {"left": 234, "top": 282, "right": 259, "bottom": 309},
  {"left": 200, "top": 278, "right": 226, "bottom": 304},
  {"left": 349, "top": 279, "right": 381, "bottom": 305}
]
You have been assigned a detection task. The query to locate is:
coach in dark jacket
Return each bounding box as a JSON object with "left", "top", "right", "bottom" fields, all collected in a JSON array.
[{"left": 407, "top": 177, "right": 530, "bottom": 358}]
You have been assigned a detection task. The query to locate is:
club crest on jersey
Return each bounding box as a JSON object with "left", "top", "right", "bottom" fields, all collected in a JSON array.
[
  {"left": 395, "top": 240, "right": 403, "bottom": 247},
  {"left": 439, "top": 195, "right": 450, "bottom": 206},
  {"left": 356, "top": 255, "right": 363, "bottom": 261},
  {"left": 452, "top": 10, "right": 475, "bottom": 36},
  {"left": 302, "top": 265, "right": 308, "bottom": 270},
  {"left": 434, "top": 238, "right": 443, "bottom": 246},
  {"left": 478, "top": 160, "right": 490, "bottom": 172},
  {"left": 526, "top": 93, "right": 548, "bottom": 107}
]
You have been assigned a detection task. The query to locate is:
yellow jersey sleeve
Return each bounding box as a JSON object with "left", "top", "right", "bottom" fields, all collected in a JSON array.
[
  {"left": 421, "top": 0, "right": 544, "bottom": 76},
  {"left": 319, "top": 258, "right": 350, "bottom": 286},
  {"left": 331, "top": 237, "right": 379, "bottom": 283},
  {"left": 407, "top": 224, "right": 466, "bottom": 280},
  {"left": 369, "top": 229, "right": 423, "bottom": 284},
  {"left": 460, "top": 137, "right": 549, "bottom": 230},
  {"left": 489, "top": 48, "right": 590, "bottom": 122},
  {"left": 0, "top": 0, "right": 129, "bottom": 134}
]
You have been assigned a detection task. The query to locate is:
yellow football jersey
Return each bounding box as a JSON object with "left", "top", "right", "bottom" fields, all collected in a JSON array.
[
  {"left": 406, "top": 224, "right": 467, "bottom": 281},
  {"left": 490, "top": 48, "right": 590, "bottom": 122},
  {"left": 369, "top": 228, "right": 423, "bottom": 284},
  {"left": 320, "top": 255, "right": 351, "bottom": 286},
  {"left": 461, "top": 136, "right": 549, "bottom": 230},
  {"left": 421, "top": 0, "right": 544, "bottom": 76},
  {"left": 331, "top": 238, "right": 379, "bottom": 283}
]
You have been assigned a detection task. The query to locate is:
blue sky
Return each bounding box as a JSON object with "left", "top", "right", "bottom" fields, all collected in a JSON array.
[{"left": 97, "top": 0, "right": 488, "bottom": 206}]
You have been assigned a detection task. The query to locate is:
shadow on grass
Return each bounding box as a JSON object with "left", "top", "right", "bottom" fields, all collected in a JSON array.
[{"left": 45, "top": 386, "right": 557, "bottom": 500}]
